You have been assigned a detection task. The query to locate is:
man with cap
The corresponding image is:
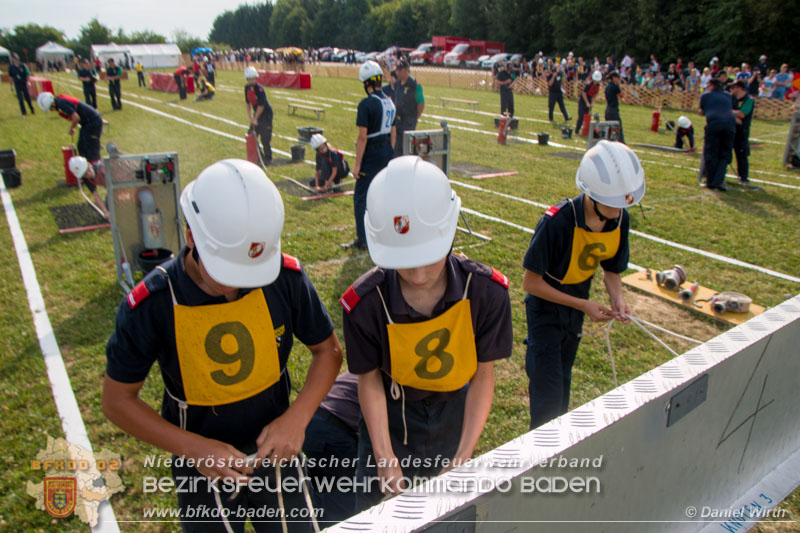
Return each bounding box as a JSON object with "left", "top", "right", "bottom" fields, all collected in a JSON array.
[
  {"left": 755, "top": 55, "right": 768, "bottom": 78},
  {"left": 106, "top": 58, "right": 122, "bottom": 110},
  {"left": 37, "top": 92, "right": 103, "bottom": 164},
  {"left": 68, "top": 156, "right": 109, "bottom": 219},
  {"left": 103, "top": 159, "right": 343, "bottom": 532},
  {"left": 522, "top": 141, "right": 644, "bottom": 429},
  {"left": 576, "top": 71, "right": 602, "bottom": 134},
  {"left": 604, "top": 71, "right": 626, "bottom": 144},
  {"left": 340, "top": 156, "right": 512, "bottom": 509},
  {"left": 547, "top": 62, "right": 571, "bottom": 122},
  {"left": 308, "top": 134, "right": 350, "bottom": 193},
  {"left": 699, "top": 77, "right": 736, "bottom": 191},
  {"left": 8, "top": 53, "right": 35, "bottom": 116},
  {"left": 496, "top": 60, "right": 515, "bottom": 117},
  {"left": 731, "top": 80, "right": 754, "bottom": 184},
  {"left": 391, "top": 59, "right": 425, "bottom": 155},
  {"left": 346, "top": 60, "right": 396, "bottom": 250},
  {"left": 244, "top": 66, "right": 274, "bottom": 166}
]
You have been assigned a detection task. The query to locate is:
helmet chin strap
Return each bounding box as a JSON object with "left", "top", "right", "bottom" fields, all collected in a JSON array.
[{"left": 591, "top": 197, "right": 608, "bottom": 222}]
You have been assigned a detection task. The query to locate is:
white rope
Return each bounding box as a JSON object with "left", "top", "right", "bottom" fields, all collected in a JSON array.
[
  {"left": 76, "top": 178, "right": 108, "bottom": 220},
  {"left": 581, "top": 314, "right": 705, "bottom": 387},
  {"left": 276, "top": 463, "right": 288, "bottom": 533}
]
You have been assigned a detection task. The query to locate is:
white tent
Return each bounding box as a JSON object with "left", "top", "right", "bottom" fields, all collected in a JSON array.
[
  {"left": 35, "top": 41, "right": 74, "bottom": 66},
  {"left": 126, "top": 44, "right": 181, "bottom": 69},
  {"left": 91, "top": 43, "right": 130, "bottom": 67},
  {"left": 0, "top": 45, "right": 10, "bottom": 57}
]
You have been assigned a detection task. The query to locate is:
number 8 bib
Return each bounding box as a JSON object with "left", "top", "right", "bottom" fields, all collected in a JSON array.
[{"left": 173, "top": 288, "right": 281, "bottom": 406}]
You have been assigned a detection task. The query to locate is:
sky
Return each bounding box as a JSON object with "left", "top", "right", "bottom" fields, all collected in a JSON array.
[{"left": 3, "top": 0, "right": 255, "bottom": 41}]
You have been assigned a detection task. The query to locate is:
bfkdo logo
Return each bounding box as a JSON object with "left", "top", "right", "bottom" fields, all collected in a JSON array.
[
  {"left": 26, "top": 437, "right": 125, "bottom": 526},
  {"left": 44, "top": 477, "right": 77, "bottom": 518}
]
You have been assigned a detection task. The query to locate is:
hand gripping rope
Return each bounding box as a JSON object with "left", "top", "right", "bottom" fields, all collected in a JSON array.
[{"left": 580, "top": 314, "right": 703, "bottom": 387}]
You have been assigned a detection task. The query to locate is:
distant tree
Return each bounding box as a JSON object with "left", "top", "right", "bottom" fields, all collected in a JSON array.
[
  {"left": 127, "top": 31, "right": 167, "bottom": 44},
  {"left": 0, "top": 24, "right": 65, "bottom": 61},
  {"left": 210, "top": 2, "right": 273, "bottom": 48},
  {"left": 79, "top": 18, "right": 114, "bottom": 46}
]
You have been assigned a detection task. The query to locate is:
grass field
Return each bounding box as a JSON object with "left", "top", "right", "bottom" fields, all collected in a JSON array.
[{"left": 1, "top": 68, "right": 798, "bottom": 531}]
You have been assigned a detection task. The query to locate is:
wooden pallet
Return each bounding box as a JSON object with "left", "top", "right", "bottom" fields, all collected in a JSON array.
[{"left": 622, "top": 270, "right": 764, "bottom": 325}]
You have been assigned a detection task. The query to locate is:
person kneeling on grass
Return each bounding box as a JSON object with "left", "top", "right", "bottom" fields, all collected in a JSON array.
[
  {"left": 68, "top": 156, "right": 110, "bottom": 220},
  {"left": 194, "top": 76, "right": 215, "bottom": 101},
  {"left": 308, "top": 134, "right": 350, "bottom": 193},
  {"left": 522, "top": 140, "right": 645, "bottom": 430},
  {"left": 674, "top": 115, "right": 695, "bottom": 151},
  {"left": 340, "top": 155, "right": 513, "bottom": 511}
]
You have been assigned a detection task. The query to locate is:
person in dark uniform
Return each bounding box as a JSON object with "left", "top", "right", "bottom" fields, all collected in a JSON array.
[
  {"left": 391, "top": 59, "right": 425, "bottom": 155},
  {"left": 604, "top": 71, "right": 625, "bottom": 144},
  {"left": 77, "top": 58, "right": 98, "bottom": 109},
  {"left": 8, "top": 53, "right": 35, "bottom": 116},
  {"left": 308, "top": 134, "right": 349, "bottom": 192},
  {"left": 674, "top": 116, "right": 695, "bottom": 151},
  {"left": 382, "top": 70, "right": 398, "bottom": 101},
  {"left": 576, "top": 70, "right": 602, "bottom": 134},
  {"left": 106, "top": 58, "right": 122, "bottom": 110},
  {"left": 699, "top": 77, "right": 736, "bottom": 191},
  {"left": 102, "top": 159, "right": 343, "bottom": 533},
  {"left": 731, "top": 80, "right": 754, "bottom": 184},
  {"left": 340, "top": 156, "right": 513, "bottom": 510},
  {"left": 347, "top": 60, "right": 396, "bottom": 250},
  {"left": 302, "top": 372, "right": 360, "bottom": 524},
  {"left": 547, "top": 63, "right": 571, "bottom": 122},
  {"left": 68, "top": 155, "right": 109, "bottom": 219},
  {"left": 523, "top": 141, "right": 644, "bottom": 429},
  {"left": 37, "top": 92, "right": 103, "bottom": 163},
  {"left": 496, "top": 60, "right": 515, "bottom": 117},
  {"left": 173, "top": 65, "right": 189, "bottom": 100},
  {"left": 244, "top": 66, "right": 274, "bottom": 166}
]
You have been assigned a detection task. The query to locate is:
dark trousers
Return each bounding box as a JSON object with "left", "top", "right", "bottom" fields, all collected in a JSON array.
[
  {"left": 355, "top": 389, "right": 466, "bottom": 512},
  {"left": 175, "top": 74, "right": 187, "bottom": 100},
  {"left": 703, "top": 121, "right": 735, "bottom": 188},
  {"left": 172, "top": 458, "right": 314, "bottom": 533},
  {"left": 254, "top": 119, "right": 273, "bottom": 163},
  {"left": 303, "top": 408, "right": 358, "bottom": 525},
  {"left": 500, "top": 90, "right": 514, "bottom": 117},
  {"left": 576, "top": 99, "right": 590, "bottom": 133},
  {"left": 675, "top": 128, "right": 695, "bottom": 150},
  {"left": 108, "top": 81, "right": 121, "bottom": 110},
  {"left": 393, "top": 120, "right": 417, "bottom": 156},
  {"left": 137, "top": 71, "right": 145, "bottom": 87},
  {"left": 354, "top": 144, "right": 393, "bottom": 244},
  {"left": 525, "top": 300, "right": 584, "bottom": 430},
  {"left": 77, "top": 119, "right": 103, "bottom": 162},
  {"left": 733, "top": 132, "right": 750, "bottom": 181},
  {"left": 83, "top": 84, "right": 97, "bottom": 109},
  {"left": 604, "top": 106, "right": 625, "bottom": 144},
  {"left": 548, "top": 91, "right": 569, "bottom": 121},
  {"left": 14, "top": 83, "right": 34, "bottom": 115}
]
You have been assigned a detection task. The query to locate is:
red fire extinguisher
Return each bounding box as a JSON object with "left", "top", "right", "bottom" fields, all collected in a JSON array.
[
  {"left": 581, "top": 113, "right": 591, "bottom": 137},
  {"left": 497, "top": 114, "right": 510, "bottom": 144},
  {"left": 651, "top": 108, "right": 661, "bottom": 132},
  {"left": 246, "top": 127, "right": 260, "bottom": 165}
]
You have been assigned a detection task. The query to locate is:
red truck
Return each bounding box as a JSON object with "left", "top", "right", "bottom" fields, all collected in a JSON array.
[
  {"left": 443, "top": 40, "right": 505, "bottom": 67},
  {"left": 410, "top": 36, "right": 469, "bottom": 65}
]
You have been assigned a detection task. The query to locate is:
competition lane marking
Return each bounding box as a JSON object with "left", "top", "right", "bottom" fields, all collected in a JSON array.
[{"left": 1, "top": 179, "right": 120, "bottom": 533}]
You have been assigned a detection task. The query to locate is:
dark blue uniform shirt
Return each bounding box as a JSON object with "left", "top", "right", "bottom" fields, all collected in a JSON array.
[
  {"left": 55, "top": 96, "right": 101, "bottom": 126},
  {"left": 700, "top": 89, "right": 735, "bottom": 126},
  {"left": 244, "top": 83, "right": 273, "bottom": 124},
  {"left": 106, "top": 248, "right": 334, "bottom": 449}
]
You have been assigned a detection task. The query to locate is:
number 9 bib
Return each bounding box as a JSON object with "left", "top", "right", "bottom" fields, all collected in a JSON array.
[
  {"left": 173, "top": 289, "right": 281, "bottom": 406},
  {"left": 387, "top": 299, "right": 477, "bottom": 392}
]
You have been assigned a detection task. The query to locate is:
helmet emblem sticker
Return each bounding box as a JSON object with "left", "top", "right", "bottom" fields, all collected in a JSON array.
[
  {"left": 625, "top": 193, "right": 635, "bottom": 205},
  {"left": 393, "top": 216, "right": 410, "bottom": 234},
  {"left": 248, "top": 242, "right": 265, "bottom": 258}
]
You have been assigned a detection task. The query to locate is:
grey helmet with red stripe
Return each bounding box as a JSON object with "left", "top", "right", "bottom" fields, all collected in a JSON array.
[{"left": 575, "top": 140, "right": 645, "bottom": 208}]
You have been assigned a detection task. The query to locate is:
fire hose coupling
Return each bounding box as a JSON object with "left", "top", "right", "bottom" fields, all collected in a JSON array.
[
  {"left": 694, "top": 292, "right": 752, "bottom": 314},
  {"left": 655, "top": 265, "right": 687, "bottom": 291},
  {"left": 678, "top": 281, "right": 699, "bottom": 302}
]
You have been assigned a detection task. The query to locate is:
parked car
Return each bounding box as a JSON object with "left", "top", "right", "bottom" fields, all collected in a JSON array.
[
  {"left": 482, "top": 53, "right": 510, "bottom": 70},
  {"left": 466, "top": 54, "right": 491, "bottom": 69}
]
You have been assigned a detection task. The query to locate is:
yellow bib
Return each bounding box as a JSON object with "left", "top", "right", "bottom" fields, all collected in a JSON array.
[
  {"left": 558, "top": 199, "right": 621, "bottom": 285},
  {"left": 170, "top": 279, "right": 281, "bottom": 406},
  {"left": 378, "top": 276, "right": 478, "bottom": 392}
]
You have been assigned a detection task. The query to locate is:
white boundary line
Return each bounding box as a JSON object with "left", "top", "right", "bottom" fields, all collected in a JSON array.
[{"left": 1, "top": 180, "right": 120, "bottom": 532}]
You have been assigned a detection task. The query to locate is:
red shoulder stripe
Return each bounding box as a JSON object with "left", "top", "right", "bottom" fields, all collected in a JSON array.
[
  {"left": 127, "top": 281, "right": 151, "bottom": 309},
  {"left": 339, "top": 285, "right": 360, "bottom": 314},
  {"left": 490, "top": 267, "right": 509, "bottom": 289},
  {"left": 545, "top": 205, "right": 560, "bottom": 217},
  {"left": 282, "top": 253, "right": 302, "bottom": 272}
]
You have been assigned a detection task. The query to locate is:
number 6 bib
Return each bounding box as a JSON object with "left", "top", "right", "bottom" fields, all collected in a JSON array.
[
  {"left": 173, "top": 288, "right": 281, "bottom": 406},
  {"left": 378, "top": 281, "right": 478, "bottom": 392}
]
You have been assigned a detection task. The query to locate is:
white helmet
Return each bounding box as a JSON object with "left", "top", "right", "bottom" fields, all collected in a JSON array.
[
  {"left": 180, "top": 159, "right": 285, "bottom": 288},
  {"left": 365, "top": 156, "right": 460, "bottom": 269},
  {"left": 37, "top": 92, "right": 54, "bottom": 111},
  {"left": 592, "top": 70, "right": 603, "bottom": 82},
  {"left": 677, "top": 116, "right": 692, "bottom": 129},
  {"left": 68, "top": 156, "right": 89, "bottom": 179},
  {"left": 309, "top": 134, "right": 327, "bottom": 150},
  {"left": 576, "top": 140, "right": 645, "bottom": 208},
  {"left": 244, "top": 66, "right": 258, "bottom": 79},
  {"left": 359, "top": 60, "right": 383, "bottom": 83}
]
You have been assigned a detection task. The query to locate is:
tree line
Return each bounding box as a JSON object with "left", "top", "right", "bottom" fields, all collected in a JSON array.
[{"left": 209, "top": 0, "right": 797, "bottom": 67}]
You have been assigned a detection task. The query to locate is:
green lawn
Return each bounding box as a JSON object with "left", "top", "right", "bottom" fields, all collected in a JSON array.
[{"left": 0, "top": 69, "right": 797, "bottom": 531}]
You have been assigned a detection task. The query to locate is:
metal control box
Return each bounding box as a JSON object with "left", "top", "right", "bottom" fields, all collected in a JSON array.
[{"left": 402, "top": 121, "right": 451, "bottom": 176}]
